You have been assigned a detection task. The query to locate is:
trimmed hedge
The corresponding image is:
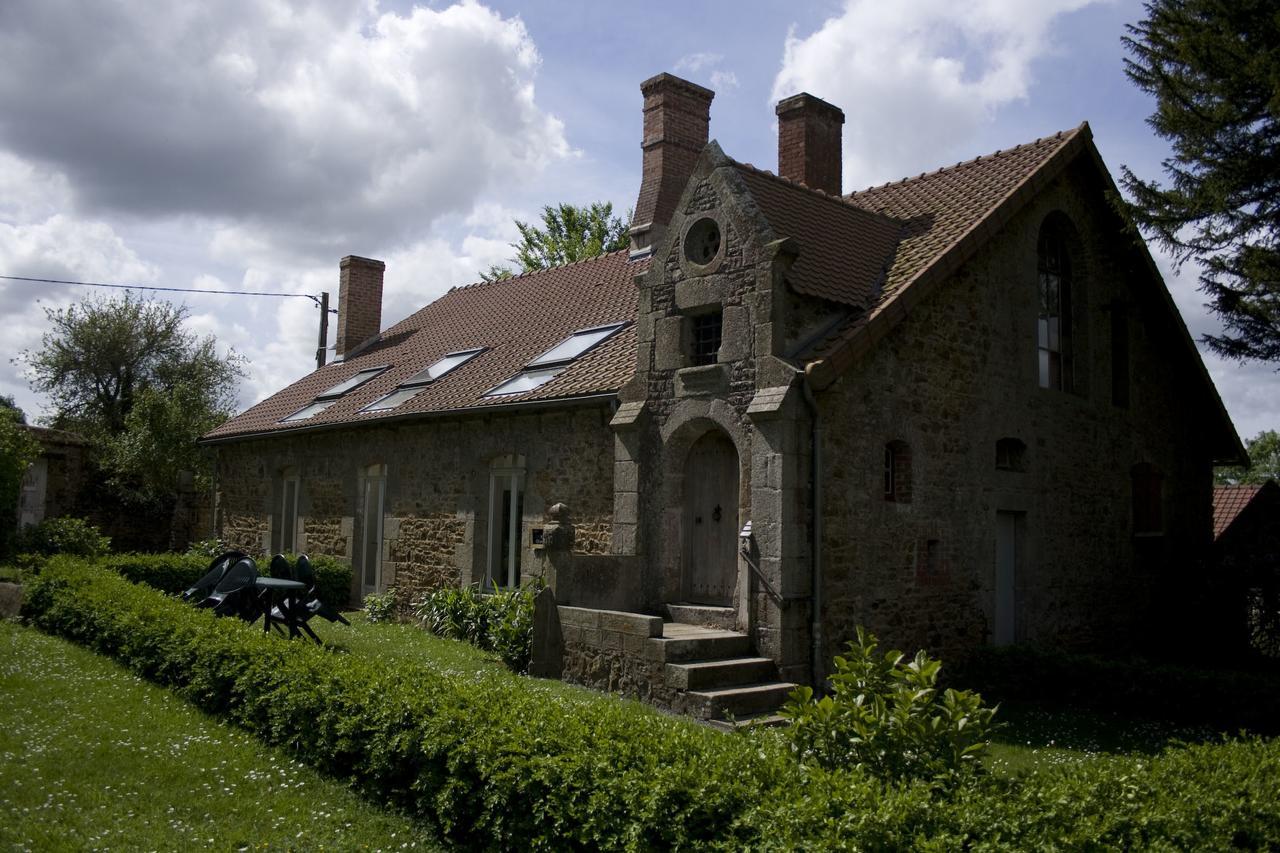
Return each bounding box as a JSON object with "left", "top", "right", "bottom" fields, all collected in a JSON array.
[
  {"left": 950, "top": 645, "right": 1280, "bottom": 734},
  {"left": 100, "top": 552, "right": 352, "bottom": 609},
  {"left": 21, "top": 558, "right": 1280, "bottom": 850}
]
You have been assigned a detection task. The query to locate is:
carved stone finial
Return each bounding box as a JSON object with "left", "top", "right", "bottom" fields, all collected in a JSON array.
[{"left": 547, "top": 503, "right": 571, "bottom": 524}]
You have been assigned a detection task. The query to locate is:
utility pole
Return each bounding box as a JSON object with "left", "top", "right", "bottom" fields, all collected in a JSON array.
[{"left": 315, "top": 291, "right": 330, "bottom": 370}]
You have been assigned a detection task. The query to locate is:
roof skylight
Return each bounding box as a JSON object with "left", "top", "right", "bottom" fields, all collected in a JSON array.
[
  {"left": 401, "top": 348, "right": 483, "bottom": 386},
  {"left": 527, "top": 323, "right": 625, "bottom": 367},
  {"left": 362, "top": 386, "right": 425, "bottom": 413},
  {"left": 282, "top": 400, "right": 337, "bottom": 423},
  {"left": 485, "top": 366, "right": 564, "bottom": 397},
  {"left": 316, "top": 366, "right": 388, "bottom": 400}
]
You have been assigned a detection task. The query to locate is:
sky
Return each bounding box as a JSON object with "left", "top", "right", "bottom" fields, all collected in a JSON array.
[{"left": 0, "top": 0, "right": 1275, "bottom": 441}]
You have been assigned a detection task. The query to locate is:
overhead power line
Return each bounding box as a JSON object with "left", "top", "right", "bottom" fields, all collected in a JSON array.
[{"left": 0, "top": 273, "right": 331, "bottom": 308}]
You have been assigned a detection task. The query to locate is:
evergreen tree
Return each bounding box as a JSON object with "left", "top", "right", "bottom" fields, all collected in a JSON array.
[{"left": 1120, "top": 0, "right": 1280, "bottom": 363}]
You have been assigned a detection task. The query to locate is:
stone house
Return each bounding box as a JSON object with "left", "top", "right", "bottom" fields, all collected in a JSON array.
[
  {"left": 17, "top": 426, "right": 88, "bottom": 528},
  {"left": 203, "top": 72, "right": 1243, "bottom": 720},
  {"left": 1213, "top": 482, "right": 1280, "bottom": 657}
]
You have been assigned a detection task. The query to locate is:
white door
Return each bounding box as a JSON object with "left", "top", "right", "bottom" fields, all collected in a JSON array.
[
  {"left": 18, "top": 458, "right": 47, "bottom": 527},
  {"left": 486, "top": 468, "right": 524, "bottom": 589},
  {"left": 995, "top": 511, "right": 1019, "bottom": 645}
]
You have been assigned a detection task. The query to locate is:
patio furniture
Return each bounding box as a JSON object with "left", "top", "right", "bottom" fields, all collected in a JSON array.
[
  {"left": 256, "top": 575, "right": 314, "bottom": 642},
  {"left": 195, "top": 555, "right": 261, "bottom": 622},
  {"left": 293, "top": 555, "right": 351, "bottom": 627},
  {"left": 181, "top": 551, "right": 247, "bottom": 603}
]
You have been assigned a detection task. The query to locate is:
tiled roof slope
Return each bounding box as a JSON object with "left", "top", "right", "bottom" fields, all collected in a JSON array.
[
  {"left": 1214, "top": 484, "right": 1265, "bottom": 539},
  {"left": 803, "top": 125, "right": 1088, "bottom": 368},
  {"left": 204, "top": 251, "right": 643, "bottom": 441},
  {"left": 733, "top": 163, "right": 903, "bottom": 308}
]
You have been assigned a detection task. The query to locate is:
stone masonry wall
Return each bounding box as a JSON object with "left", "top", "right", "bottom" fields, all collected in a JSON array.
[
  {"left": 214, "top": 403, "right": 616, "bottom": 606},
  {"left": 818, "top": 156, "right": 1217, "bottom": 662}
]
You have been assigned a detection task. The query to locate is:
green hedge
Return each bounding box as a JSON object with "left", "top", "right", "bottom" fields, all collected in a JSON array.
[
  {"left": 20, "top": 558, "right": 1280, "bottom": 850},
  {"left": 950, "top": 645, "right": 1280, "bottom": 734},
  {"left": 100, "top": 552, "right": 352, "bottom": 609}
]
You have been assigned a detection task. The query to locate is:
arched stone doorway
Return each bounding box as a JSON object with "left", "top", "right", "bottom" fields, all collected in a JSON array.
[{"left": 682, "top": 430, "right": 740, "bottom": 605}]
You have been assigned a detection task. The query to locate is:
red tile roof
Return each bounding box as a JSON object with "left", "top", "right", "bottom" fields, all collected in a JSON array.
[
  {"left": 1214, "top": 484, "right": 1265, "bottom": 539},
  {"left": 733, "top": 163, "right": 902, "bottom": 308},
  {"left": 204, "top": 251, "right": 644, "bottom": 441}
]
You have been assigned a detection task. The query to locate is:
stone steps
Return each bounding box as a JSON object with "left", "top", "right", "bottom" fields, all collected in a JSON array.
[
  {"left": 664, "top": 602, "right": 736, "bottom": 631},
  {"left": 655, "top": 621, "right": 796, "bottom": 721},
  {"left": 685, "top": 682, "right": 798, "bottom": 720}
]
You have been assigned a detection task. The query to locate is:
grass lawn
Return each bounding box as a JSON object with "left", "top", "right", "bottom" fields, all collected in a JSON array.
[{"left": 0, "top": 620, "right": 439, "bottom": 852}]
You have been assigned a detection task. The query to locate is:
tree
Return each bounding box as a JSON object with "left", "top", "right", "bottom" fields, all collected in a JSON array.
[
  {"left": 0, "top": 403, "right": 39, "bottom": 558},
  {"left": 1119, "top": 1, "right": 1280, "bottom": 363},
  {"left": 21, "top": 292, "right": 243, "bottom": 504},
  {"left": 1215, "top": 430, "right": 1280, "bottom": 485},
  {"left": 481, "top": 202, "right": 630, "bottom": 281}
]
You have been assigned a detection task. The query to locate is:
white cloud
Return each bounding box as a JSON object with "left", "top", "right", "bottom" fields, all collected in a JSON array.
[
  {"left": 710, "top": 70, "right": 740, "bottom": 90},
  {"left": 675, "top": 52, "right": 723, "bottom": 74},
  {"left": 0, "top": 0, "right": 568, "bottom": 254},
  {"left": 772, "top": 0, "right": 1105, "bottom": 190}
]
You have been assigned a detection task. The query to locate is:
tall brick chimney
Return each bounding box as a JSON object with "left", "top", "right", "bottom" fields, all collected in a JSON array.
[
  {"left": 335, "top": 255, "right": 384, "bottom": 359},
  {"left": 630, "top": 73, "right": 714, "bottom": 254},
  {"left": 775, "top": 93, "right": 845, "bottom": 195}
]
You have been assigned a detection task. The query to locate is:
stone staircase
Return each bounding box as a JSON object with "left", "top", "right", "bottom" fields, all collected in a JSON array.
[{"left": 656, "top": 610, "right": 796, "bottom": 723}]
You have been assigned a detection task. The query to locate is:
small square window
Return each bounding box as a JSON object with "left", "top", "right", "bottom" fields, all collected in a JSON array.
[{"left": 691, "top": 313, "right": 723, "bottom": 366}]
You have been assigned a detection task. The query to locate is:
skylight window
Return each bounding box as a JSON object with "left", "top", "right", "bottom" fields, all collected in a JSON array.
[
  {"left": 316, "top": 366, "right": 388, "bottom": 400},
  {"left": 362, "top": 386, "right": 425, "bottom": 413},
  {"left": 401, "top": 348, "right": 483, "bottom": 386},
  {"left": 282, "top": 400, "right": 336, "bottom": 423},
  {"left": 527, "top": 323, "right": 625, "bottom": 367},
  {"left": 485, "top": 366, "right": 564, "bottom": 397}
]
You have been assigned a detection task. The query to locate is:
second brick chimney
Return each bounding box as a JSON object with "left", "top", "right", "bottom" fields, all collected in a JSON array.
[
  {"left": 776, "top": 93, "right": 845, "bottom": 195},
  {"left": 630, "top": 73, "right": 715, "bottom": 255},
  {"left": 335, "top": 255, "right": 384, "bottom": 359}
]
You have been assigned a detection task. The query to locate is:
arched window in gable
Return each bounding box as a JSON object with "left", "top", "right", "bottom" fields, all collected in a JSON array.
[
  {"left": 884, "top": 441, "right": 912, "bottom": 503},
  {"left": 1037, "top": 218, "right": 1073, "bottom": 390}
]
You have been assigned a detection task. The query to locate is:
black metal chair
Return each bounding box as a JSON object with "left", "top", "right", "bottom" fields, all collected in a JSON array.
[
  {"left": 293, "top": 555, "right": 351, "bottom": 627},
  {"left": 181, "top": 551, "right": 246, "bottom": 603},
  {"left": 195, "top": 556, "right": 261, "bottom": 622}
]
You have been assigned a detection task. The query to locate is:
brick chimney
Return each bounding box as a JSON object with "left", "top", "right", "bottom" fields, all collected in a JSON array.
[
  {"left": 630, "top": 73, "right": 714, "bottom": 254},
  {"left": 335, "top": 255, "right": 384, "bottom": 359},
  {"left": 775, "top": 93, "right": 845, "bottom": 195}
]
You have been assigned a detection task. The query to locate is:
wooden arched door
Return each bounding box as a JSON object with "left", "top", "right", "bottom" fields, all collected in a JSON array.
[{"left": 683, "top": 431, "right": 739, "bottom": 605}]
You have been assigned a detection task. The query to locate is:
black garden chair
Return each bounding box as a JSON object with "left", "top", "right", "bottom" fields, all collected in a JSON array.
[
  {"left": 195, "top": 555, "right": 262, "bottom": 622},
  {"left": 181, "top": 550, "right": 247, "bottom": 603}
]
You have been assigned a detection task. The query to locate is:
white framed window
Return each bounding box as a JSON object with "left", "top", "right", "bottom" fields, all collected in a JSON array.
[
  {"left": 282, "top": 400, "right": 336, "bottom": 422},
  {"left": 280, "top": 467, "right": 299, "bottom": 553},
  {"left": 318, "top": 366, "right": 388, "bottom": 400},
  {"left": 485, "top": 366, "right": 564, "bottom": 397},
  {"left": 358, "top": 463, "right": 387, "bottom": 596},
  {"left": 362, "top": 349, "right": 484, "bottom": 412},
  {"left": 486, "top": 456, "right": 525, "bottom": 589},
  {"left": 528, "top": 323, "right": 625, "bottom": 367}
]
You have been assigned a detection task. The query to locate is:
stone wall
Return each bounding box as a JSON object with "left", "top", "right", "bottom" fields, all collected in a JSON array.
[
  {"left": 214, "top": 403, "right": 615, "bottom": 606},
  {"left": 818, "top": 156, "right": 1218, "bottom": 663},
  {"left": 556, "top": 605, "right": 683, "bottom": 710}
]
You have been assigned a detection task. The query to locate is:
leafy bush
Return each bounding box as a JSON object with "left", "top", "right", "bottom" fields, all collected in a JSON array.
[
  {"left": 949, "top": 644, "right": 1280, "bottom": 735},
  {"left": 101, "top": 551, "right": 352, "bottom": 609},
  {"left": 184, "top": 537, "right": 231, "bottom": 558},
  {"left": 414, "top": 582, "right": 537, "bottom": 672},
  {"left": 362, "top": 588, "right": 397, "bottom": 624},
  {"left": 0, "top": 406, "right": 39, "bottom": 560},
  {"left": 16, "top": 517, "right": 110, "bottom": 558},
  {"left": 782, "top": 627, "right": 998, "bottom": 784},
  {"left": 19, "top": 557, "right": 1280, "bottom": 851}
]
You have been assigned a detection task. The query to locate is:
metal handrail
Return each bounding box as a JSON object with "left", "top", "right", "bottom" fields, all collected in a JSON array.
[{"left": 739, "top": 543, "right": 785, "bottom": 606}]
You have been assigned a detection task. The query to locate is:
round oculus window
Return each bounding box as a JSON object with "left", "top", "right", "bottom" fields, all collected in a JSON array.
[{"left": 683, "top": 217, "right": 722, "bottom": 266}]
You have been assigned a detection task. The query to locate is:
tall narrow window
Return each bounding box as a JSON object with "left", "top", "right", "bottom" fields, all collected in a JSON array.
[
  {"left": 884, "top": 441, "right": 912, "bottom": 503},
  {"left": 1037, "top": 223, "right": 1072, "bottom": 390},
  {"left": 358, "top": 464, "right": 387, "bottom": 595},
  {"left": 486, "top": 456, "right": 526, "bottom": 589},
  {"left": 280, "top": 468, "right": 299, "bottom": 553}
]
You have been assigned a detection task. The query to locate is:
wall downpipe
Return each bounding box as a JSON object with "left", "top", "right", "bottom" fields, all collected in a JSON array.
[{"left": 801, "top": 368, "right": 824, "bottom": 691}]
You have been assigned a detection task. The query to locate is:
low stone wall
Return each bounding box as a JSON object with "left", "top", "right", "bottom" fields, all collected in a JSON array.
[{"left": 557, "top": 606, "right": 682, "bottom": 711}]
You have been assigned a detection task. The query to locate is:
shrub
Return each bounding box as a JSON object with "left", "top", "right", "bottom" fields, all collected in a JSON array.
[
  {"left": 781, "top": 627, "right": 999, "bottom": 784},
  {"left": 19, "top": 557, "right": 1280, "bottom": 851},
  {"left": 16, "top": 517, "right": 110, "bottom": 558},
  {"left": 362, "top": 588, "right": 397, "bottom": 623},
  {"left": 949, "top": 644, "right": 1280, "bottom": 735},
  {"left": 184, "top": 537, "right": 231, "bottom": 558},
  {"left": 414, "top": 582, "right": 537, "bottom": 672}
]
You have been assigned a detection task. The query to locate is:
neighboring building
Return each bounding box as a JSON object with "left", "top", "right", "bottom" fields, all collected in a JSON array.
[
  {"left": 1213, "top": 482, "right": 1280, "bottom": 657},
  {"left": 203, "top": 73, "right": 1243, "bottom": 720},
  {"left": 17, "top": 426, "right": 88, "bottom": 528}
]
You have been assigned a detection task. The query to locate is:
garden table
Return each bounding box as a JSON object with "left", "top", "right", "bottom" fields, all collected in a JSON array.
[{"left": 254, "top": 577, "right": 311, "bottom": 640}]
